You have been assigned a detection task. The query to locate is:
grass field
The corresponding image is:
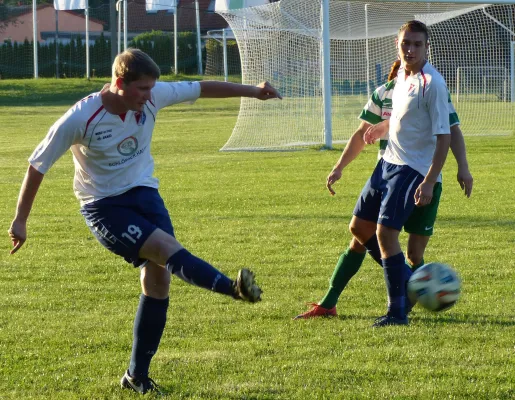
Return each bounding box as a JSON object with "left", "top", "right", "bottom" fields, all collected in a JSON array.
[{"left": 0, "top": 78, "right": 514, "bottom": 399}]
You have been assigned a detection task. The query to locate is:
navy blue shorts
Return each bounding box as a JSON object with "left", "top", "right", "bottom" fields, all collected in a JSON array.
[
  {"left": 353, "top": 159, "right": 424, "bottom": 231},
  {"left": 80, "top": 186, "right": 174, "bottom": 267}
]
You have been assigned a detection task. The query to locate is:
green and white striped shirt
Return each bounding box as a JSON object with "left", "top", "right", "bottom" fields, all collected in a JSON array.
[{"left": 358, "top": 78, "right": 459, "bottom": 158}]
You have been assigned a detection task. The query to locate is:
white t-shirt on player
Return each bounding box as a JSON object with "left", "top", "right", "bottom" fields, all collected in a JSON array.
[
  {"left": 383, "top": 62, "right": 450, "bottom": 181},
  {"left": 29, "top": 81, "right": 201, "bottom": 205}
]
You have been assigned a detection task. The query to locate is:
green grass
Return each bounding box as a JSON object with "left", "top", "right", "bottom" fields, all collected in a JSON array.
[{"left": 0, "top": 79, "right": 514, "bottom": 399}]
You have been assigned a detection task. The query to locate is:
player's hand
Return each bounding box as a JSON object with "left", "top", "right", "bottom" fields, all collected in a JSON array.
[
  {"left": 457, "top": 166, "right": 473, "bottom": 198},
  {"left": 8, "top": 220, "right": 27, "bottom": 255},
  {"left": 326, "top": 168, "right": 343, "bottom": 196},
  {"left": 414, "top": 181, "right": 434, "bottom": 207},
  {"left": 363, "top": 123, "right": 385, "bottom": 145},
  {"left": 255, "top": 81, "right": 282, "bottom": 100}
]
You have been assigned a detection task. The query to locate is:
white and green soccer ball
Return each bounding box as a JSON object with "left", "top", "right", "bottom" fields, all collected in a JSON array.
[{"left": 407, "top": 263, "right": 461, "bottom": 312}]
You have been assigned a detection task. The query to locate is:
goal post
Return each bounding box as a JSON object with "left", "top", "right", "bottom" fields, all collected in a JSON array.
[
  {"left": 217, "top": 0, "right": 515, "bottom": 151},
  {"left": 512, "top": 41, "right": 515, "bottom": 103}
]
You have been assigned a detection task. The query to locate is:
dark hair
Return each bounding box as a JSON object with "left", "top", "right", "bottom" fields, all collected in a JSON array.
[
  {"left": 398, "top": 20, "right": 430, "bottom": 42},
  {"left": 112, "top": 48, "right": 161, "bottom": 83},
  {"left": 387, "top": 59, "right": 401, "bottom": 81}
]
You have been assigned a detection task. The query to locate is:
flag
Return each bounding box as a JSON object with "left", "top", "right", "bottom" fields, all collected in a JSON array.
[
  {"left": 53, "top": 0, "right": 87, "bottom": 10},
  {"left": 146, "top": 0, "right": 177, "bottom": 13},
  {"left": 215, "top": 0, "right": 268, "bottom": 12}
]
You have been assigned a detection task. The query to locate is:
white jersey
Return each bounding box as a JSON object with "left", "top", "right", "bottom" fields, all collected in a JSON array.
[
  {"left": 29, "top": 81, "right": 201, "bottom": 205},
  {"left": 383, "top": 62, "right": 451, "bottom": 181},
  {"left": 360, "top": 77, "right": 459, "bottom": 160}
]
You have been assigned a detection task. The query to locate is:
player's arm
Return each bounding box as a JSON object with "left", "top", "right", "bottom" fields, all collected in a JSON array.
[
  {"left": 326, "top": 121, "right": 371, "bottom": 195},
  {"left": 363, "top": 119, "right": 389, "bottom": 144},
  {"left": 415, "top": 133, "right": 451, "bottom": 207},
  {"left": 8, "top": 110, "right": 83, "bottom": 254},
  {"left": 415, "top": 81, "right": 451, "bottom": 207},
  {"left": 199, "top": 81, "right": 282, "bottom": 100},
  {"left": 450, "top": 124, "right": 473, "bottom": 197},
  {"left": 8, "top": 166, "right": 45, "bottom": 254}
]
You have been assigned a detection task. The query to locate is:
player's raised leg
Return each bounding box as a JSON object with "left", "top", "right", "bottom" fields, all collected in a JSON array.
[
  {"left": 139, "top": 228, "right": 263, "bottom": 302},
  {"left": 122, "top": 231, "right": 262, "bottom": 394}
]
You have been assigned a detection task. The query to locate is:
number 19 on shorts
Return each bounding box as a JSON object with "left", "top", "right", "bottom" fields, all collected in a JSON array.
[{"left": 122, "top": 225, "right": 143, "bottom": 244}]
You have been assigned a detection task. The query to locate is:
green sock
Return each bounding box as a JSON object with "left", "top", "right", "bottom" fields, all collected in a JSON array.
[
  {"left": 410, "top": 258, "right": 425, "bottom": 272},
  {"left": 319, "top": 248, "right": 366, "bottom": 309}
]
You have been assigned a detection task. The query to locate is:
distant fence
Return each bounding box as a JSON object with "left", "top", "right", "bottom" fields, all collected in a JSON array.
[{"left": 0, "top": 0, "right": 241, "bottom": 79}]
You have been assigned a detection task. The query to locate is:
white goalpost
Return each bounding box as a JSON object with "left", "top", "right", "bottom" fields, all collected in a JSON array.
[
  {"left": 512, "top": 41, "right": 515, "bottom": 102},
  {"left": 217, "top": 0, "right": 515, "bottom": 151}
]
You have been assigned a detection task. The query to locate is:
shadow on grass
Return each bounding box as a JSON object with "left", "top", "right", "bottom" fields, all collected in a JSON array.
[
  {"left": 289, "top": 312, "right": 515, "bottom": 327},
  {"left": 410, "top": 313, "right": 515, "bottom": 326},
  {"left": 156, "top": 385, "right": 286, "bottom": 399},
  {"left": 437, "top": 215, "right": 515, "bottom": 230},
  {"left": 211, "top": 214, "right": 515, "bottom": 230}
]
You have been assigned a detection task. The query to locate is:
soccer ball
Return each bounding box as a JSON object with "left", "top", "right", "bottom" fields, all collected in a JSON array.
[{"left": 407, "top": 263, "right": 461, "bottom": 312}]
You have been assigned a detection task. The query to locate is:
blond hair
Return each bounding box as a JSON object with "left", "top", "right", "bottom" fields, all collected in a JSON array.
[{"left": 112, "top": 48, "right": 160, "bottom": 83}]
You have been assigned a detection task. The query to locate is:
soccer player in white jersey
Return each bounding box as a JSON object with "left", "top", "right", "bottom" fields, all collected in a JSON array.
[
  {"left": 295, "top": 59, "right": 473, "bottom": 319},
  {"left": 347, "top": 20, "right": 452, "bottom": 327},
  {"left": 8, "top": 48, "right": 282, "bottom": 394}
]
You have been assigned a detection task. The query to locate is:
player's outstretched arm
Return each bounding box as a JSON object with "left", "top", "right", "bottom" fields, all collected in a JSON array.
[
  {"left": 8, "top": 165, "right": 44, "bottom": 255},
  {"left": 199, "top": 81, "right": 282, "bottom": 100},
  {"left": 450, "top": 125, "right": 473, "bottom": 197},
  {"left": 327, "top": 121, "right": 371, "bottom": 196}
]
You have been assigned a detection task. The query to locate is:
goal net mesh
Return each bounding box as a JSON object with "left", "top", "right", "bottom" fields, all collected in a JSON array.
[{"left": 217, "top": 0, "right": 515, "bottom": 151}]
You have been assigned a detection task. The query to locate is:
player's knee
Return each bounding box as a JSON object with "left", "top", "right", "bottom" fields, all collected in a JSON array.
[
  {"left": 376, "top": 225, "right": 389, "bottom": 246},
  {"left": 349, "top": 237, "right": 366, "bottom": 252},
  {"left": 349, "top": 221, "right": 364, "bottom": 242},
  {"left": 140, "top": 263, "right": 171, "bottom": 299},
  {"left": 349, "top": 217, "right": 376, "bottom": 245},
  {"left": 139, "top": 228, "right": 184, "bottom": 266}
]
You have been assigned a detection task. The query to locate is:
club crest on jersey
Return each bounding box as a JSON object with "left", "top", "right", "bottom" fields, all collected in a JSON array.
[
  {"left": 408, "top": 83, "right": 416, "bottom": 95},
  {"left": 117, "top": 136, "right": 139, "bottom": 156},
  {"left": 135, "top": 111, "right": 146, "bottom": 126}
]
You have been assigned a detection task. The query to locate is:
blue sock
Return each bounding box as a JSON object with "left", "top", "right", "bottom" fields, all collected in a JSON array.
[
  {"left": 129, "top": 295, "right": 169, "bottom": 379},
  {"left": 166, "top": 249, "right": 234, "bottom": 297},
  {"left": 363, "top": 235, "right": 382, "bottom": 266},
  {"left": 382, "top": 253, "right": 407, "bottom": 319}
]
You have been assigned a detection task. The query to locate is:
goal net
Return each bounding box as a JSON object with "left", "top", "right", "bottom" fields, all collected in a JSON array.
[{"left": 217, "top": 0, "right": 515, "bottom": 151}]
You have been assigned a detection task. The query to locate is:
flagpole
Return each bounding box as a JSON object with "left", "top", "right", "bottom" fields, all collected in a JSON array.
[
  {"left": 123, "top": 0, "right": 128, "bottom": 51},
  {"left": 32, "top": 0, "right": 38, "bottom": 78},
  {"left": 174, "top": 1, "right": 178, "bottom": 75},
  {"left": 116, "top": 0, "right": 122, "bottom": 54},
  {"left": 195, "top": 0, "right": 202, "bottom": 75},
  {"left": 55, "top": 9, "right": 59, "bottom": 78},
  {"left": 85, "top": 0, "right": 90, "bottom": 79}
]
